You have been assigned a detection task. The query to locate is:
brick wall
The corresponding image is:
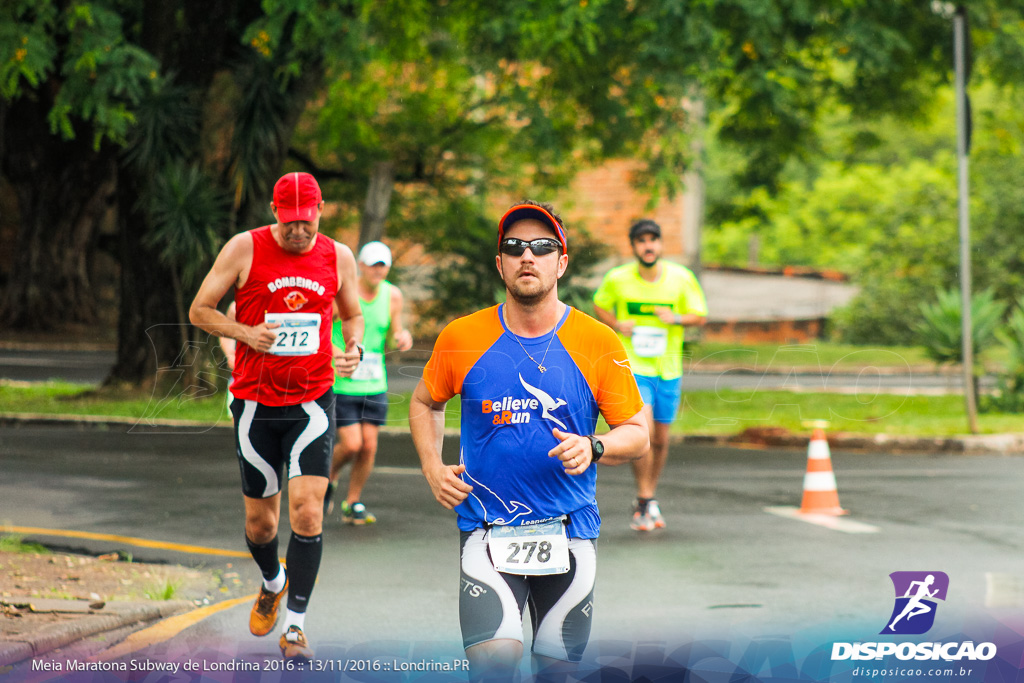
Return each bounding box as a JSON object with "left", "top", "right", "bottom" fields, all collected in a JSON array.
[
  {"left": 702, "top": 318, "right": 827, "bottom": 345},
  {"left": 557, "top": 159, "right": 687, "bottom": 261}
]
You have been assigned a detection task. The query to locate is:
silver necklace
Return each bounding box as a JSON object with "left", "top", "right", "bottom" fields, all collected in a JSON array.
[{"left": 504, "top": 307, "right": 557, "bottom": 373}]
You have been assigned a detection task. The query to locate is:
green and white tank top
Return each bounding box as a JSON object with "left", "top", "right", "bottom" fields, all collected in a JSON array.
[{"left": 333, "top": 280, "right": 391, "bottom": 395}]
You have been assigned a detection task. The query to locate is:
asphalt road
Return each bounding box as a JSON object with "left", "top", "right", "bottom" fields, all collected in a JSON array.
[
  {"left": 0, "top": 347, "right": 982, "bottom": 394},
  {"left": 2, "top": 426, "right": 1022, "bottom": 680}
]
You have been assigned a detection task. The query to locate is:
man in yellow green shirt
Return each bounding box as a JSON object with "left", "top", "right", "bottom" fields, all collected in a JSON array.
[{"left": 593, "top": 220, "right": 707, "bottom": 531}]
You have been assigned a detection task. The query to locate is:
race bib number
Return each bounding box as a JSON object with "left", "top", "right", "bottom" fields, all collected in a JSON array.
[
  {"left": 266, "top": 313, "right": 321, "bottom": 356},
  {"left": 350, "top": 351, "right": 385, "bottom": 381},
  {"left": 632, "top": 326, "right": 668, "bottom": 357},
  {"left": 487, "top": 517, "right": 570, "bottom": 576}
]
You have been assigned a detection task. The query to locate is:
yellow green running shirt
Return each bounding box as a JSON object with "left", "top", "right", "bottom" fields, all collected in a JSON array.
[
  {"left": 593, "top": 261, "right": 707, "bottom": 380},
  {"left": 333, "top": 280, "right": 391, "bottom": 395}
]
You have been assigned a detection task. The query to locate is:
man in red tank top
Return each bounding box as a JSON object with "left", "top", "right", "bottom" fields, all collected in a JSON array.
[{"left": 190, "top": 172, "right": 364, "bottom": 660}]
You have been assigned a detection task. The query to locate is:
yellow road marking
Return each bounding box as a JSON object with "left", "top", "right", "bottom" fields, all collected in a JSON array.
[
  {"left": 1, "top": 527, "right": 269, "bottom": 669},
  {"left": 0, "top": 525, "right": 250, "bottom": 558},
  {"left": 91, "top": 594, "right": 256, "bottom": 662}
]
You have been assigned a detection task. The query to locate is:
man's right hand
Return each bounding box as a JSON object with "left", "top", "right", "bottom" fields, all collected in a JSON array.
[
  {"left": 424, "top": 463, "right": 473, "bottom": 510},
  {"left": 617, "top": 320, "right": 636, "bottom": 336},
  {"left": 243, "top": 322, "right": 280, "bottom": 353}
]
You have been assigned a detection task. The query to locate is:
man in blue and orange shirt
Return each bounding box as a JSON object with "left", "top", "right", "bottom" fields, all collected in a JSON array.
[{"left": 409, "top": 200, "right": 648, "bottom": 681}]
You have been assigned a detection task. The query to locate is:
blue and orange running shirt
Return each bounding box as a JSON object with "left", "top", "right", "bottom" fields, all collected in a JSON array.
[{"left": 422, "top": 304, "right": 644, "bottom": 539}]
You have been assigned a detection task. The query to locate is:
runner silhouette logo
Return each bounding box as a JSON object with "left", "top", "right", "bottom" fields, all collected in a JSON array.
[{"left": 881, "top": 571, "right": 949, "bottom": 635}]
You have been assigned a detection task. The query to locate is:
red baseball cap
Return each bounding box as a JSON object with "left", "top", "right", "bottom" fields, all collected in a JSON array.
[
  {"left": 497, "top": 203, "right": 568, "bottom": 254},
  {"left": 273, "top": 172, "right": 322, "bottom": 223}
]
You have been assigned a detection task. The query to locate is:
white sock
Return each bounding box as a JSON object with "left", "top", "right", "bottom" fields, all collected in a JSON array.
[
  {"left": 263, "top": 566, "right": 286, "bottom": 594},
  {"left": 282, "top": 609, "right": 306, "bottom": 634}
]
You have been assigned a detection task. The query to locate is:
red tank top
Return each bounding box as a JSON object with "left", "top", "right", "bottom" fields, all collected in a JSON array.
[{"left": 231, "top": 225, "right": 339, "bottom": 406}]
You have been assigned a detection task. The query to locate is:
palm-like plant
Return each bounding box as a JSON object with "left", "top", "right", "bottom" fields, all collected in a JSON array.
[
  {"left": 915, "top": 287, "right": 1006, "bottom": 367},
  {"left": 143, "top": 162, "right": 228, "bottom": 310},
  {"left": 916, "top": 286, "right": 1006, "bottom": 417},
  {"left": 987, "top": 304, "right": 1024, "bottom": 412}
]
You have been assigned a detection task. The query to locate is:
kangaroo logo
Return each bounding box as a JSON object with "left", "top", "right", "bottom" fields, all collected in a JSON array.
[
  {"left": 461, "top": 452, "right": 533, "bottom": 525},
  {"left": 519, "top": 374, "right": 567, "bottom": 430},
  {"left": 881, "top": 571, "right": 949, "bottom": 635},
  {"left": 284, "top": 290, "right": 308, "bottom": 311}
]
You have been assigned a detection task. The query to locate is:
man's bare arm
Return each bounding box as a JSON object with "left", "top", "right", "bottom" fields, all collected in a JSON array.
[
  {"left": 409, "top": 380, "right": 472, "bottom": 509},
  {"left": 189, "top": 234, "right": 278, "bottom": 353}
]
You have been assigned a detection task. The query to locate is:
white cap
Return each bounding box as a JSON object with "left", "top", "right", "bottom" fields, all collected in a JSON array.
[{"left": 357, "top": 241, "right": 392, "bottom": 266}]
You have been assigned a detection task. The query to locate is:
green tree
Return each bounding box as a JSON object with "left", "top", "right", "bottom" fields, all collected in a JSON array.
[
  {"left": 7, "top": 0, "right": 1024, "bottom": 388},
  {"left": 0, "top": 2, "right": 158, "bottom": 328},
  {"left": 705, "top": 78, "right": 1024, "bottom": 345},
  {"left": 1, "top": 0, "right": 369, "bottom": 387}
]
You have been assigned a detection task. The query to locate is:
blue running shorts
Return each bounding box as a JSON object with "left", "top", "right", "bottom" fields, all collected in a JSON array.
[{"left": 634, "top": 374, "right": 682, "bottom": 424}]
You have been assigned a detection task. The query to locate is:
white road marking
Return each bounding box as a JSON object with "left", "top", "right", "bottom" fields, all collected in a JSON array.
[
  {"left": 374, "top": 466, "right": 425, "bottom": 476},
  {"left": 764, "top": 506, "right": 880, "bottom": 533}
]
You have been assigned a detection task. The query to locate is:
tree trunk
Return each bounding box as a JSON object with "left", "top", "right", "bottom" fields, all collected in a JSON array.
[
  {"left": 0, "top": 94, "right": 114, "bottom": 330},
  {"left": 358, "top": 161, "right": 396, "bottom": 248},
  {"left": 106, "top": 186, "right": 187, "bottom": 391}
]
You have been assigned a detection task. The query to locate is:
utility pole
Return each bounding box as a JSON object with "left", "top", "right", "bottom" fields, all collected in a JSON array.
[
  {"left": 954, "top": 5, "right": 978, "bottom": 434},
  {"left": 681, "top": 95, "right": 705, "bottom": 279}
]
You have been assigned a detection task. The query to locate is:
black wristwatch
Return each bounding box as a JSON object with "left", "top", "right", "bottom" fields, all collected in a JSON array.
[{"left": 586, "top": 435, "right": 605, "bottom": 462}]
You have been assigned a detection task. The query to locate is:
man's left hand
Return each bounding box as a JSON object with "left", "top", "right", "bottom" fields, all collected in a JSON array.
[
  {"left": 548, "top": 428, "right": 592, "bottom": 475},
  {"left": 334, "top": 341, "right": 362, "bottom": 378},
  {"left": 394, "top": 329, "right": 413, "bottom": 352}
]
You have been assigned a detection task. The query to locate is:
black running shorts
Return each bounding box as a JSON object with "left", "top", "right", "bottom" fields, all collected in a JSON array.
[
  {"left": 230, "top": 389, "right": 335, "bottom": 499},
  {"left": 334, "top": 391, "right": 389, "bottom": 427},
  {"left": 458, "top": 528, "right": 597, "bottom": 662}
]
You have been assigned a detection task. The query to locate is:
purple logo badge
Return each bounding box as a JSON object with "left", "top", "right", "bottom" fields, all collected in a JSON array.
[{"left": 880, "top": 571, "right": 949, "bottom": 635}]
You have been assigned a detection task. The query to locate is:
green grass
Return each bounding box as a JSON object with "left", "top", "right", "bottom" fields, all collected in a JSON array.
[
  {"left": 686, "top": 341, "right": 1009, "bottom": 371},
  {"left": 675, "top": 390, "right": 1024, "bottom": 436},
  {"left": 0, "top": 381, "right": 232, "bottom": 424},
  {"left": 3, "top": 379, "right": 1022, "bottom": 437},
  {"left": 144, "top": 578, "right": 183, "bottom": 601},
  {"left": 0, "top": 534, "right": 51, "bottom": 554}
]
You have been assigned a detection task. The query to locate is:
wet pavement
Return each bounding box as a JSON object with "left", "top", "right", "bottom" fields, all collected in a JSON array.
[{"left": 2, "top": 425, "right": 1024, "bottom": 680}]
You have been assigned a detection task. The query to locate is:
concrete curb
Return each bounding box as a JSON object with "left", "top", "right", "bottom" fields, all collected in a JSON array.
[
  {"left": 691, "top": 431, "right": 1024, "bottom": 455},
  {"left": 0, "top": 600, "right": 192, "bottom": 667},
  {"left": 2, "top": 412, "right": 1023, "bottom": 455}
]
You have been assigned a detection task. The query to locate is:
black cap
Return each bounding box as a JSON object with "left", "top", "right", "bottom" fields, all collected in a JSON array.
[{"left": 629, "top": 220, "right": 661, "bottom": 241}]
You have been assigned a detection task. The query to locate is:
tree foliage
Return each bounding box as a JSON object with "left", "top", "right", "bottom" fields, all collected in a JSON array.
[
  {"left": 0, "top": 1, "right": 159, "bottom": 147},
  {"left": 7, "top": 1, "right": 1024, "bottom": 385},
  {"left": 706, "top": 77, "right": 1024, "bottom": 345}
]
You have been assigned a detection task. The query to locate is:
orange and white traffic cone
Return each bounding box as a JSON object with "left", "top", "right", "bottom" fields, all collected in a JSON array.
[{"left": 799, "top": 427, "right": 848, "bottom": 516}]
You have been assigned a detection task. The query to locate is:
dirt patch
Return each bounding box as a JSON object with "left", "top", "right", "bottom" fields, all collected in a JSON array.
[{"left": 0, "top": 550, "right": 246, "bottom": 638}]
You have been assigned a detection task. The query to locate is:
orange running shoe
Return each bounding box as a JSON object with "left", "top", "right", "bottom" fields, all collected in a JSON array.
[
  {"left": 279, "top": 625, "right": 314, "bottom": 660},
  {"left": 249, "top": 578, "right": 288, "bottom": 636}
]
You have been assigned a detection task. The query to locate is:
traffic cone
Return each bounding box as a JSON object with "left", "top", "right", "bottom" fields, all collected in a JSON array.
[{"left": 799, "top": 427, "right": 848, "bottom": 516}]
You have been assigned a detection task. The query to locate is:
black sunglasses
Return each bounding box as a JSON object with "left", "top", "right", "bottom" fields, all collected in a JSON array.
[{"left": 499, "top": 237, "right": 562, "bottom": 256}]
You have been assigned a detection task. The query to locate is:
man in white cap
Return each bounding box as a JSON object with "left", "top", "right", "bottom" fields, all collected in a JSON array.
[{"left": 324, "top": 240, "right": 413, "bottom": 524}]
